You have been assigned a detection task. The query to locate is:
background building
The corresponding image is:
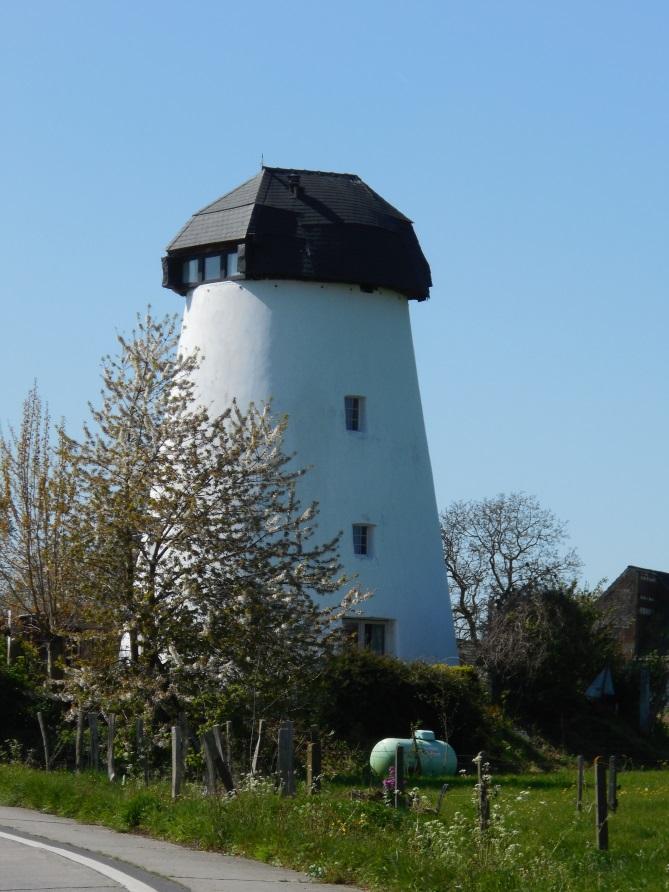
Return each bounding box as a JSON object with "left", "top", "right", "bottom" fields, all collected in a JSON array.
[{"left": 598, "top": 565, "right": 669, "bottom": 659}]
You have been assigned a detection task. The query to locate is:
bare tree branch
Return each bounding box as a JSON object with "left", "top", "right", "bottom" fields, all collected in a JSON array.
[{"left": 440, "top": 492, "right": 582, "bottom": 650}]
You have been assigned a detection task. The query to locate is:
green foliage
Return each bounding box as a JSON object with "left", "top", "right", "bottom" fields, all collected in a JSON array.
[
  {"left": 486, "top": 588, "right": 621, "bottom": 724},
  {"left": 311, "top": 649, "right": 491, "bottom": 754},
  {"left": 0, "top": 662, "right": 38, "bottom": 755},
  {"left": 616, "top": 652, "right": 669, "bottom": 730},
  {"left": 0, "top": 648, "right": 59, "bottom": 758}
]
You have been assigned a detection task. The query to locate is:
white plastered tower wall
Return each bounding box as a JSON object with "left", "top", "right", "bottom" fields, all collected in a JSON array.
[{"left": 177, "top": 277, "right": 458, "bottom": 663}]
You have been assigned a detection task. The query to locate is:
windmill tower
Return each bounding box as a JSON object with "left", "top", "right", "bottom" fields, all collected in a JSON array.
[{"left": 163, "top": 167, "right": 458, "bottom": 663}]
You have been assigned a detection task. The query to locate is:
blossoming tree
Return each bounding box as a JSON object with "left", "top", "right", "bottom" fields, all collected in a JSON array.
[{"left": 63, "top": 310, "right": 362, "bottom": 727}]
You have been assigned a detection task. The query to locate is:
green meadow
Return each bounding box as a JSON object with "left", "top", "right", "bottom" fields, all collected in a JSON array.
[{"left": 0, "top": 764, "right": 667, "bottom": 891}]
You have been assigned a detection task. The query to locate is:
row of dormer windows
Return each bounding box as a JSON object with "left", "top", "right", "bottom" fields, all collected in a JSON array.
[{"left": 182, "top": 249, "right": 239, "bottom": 286}]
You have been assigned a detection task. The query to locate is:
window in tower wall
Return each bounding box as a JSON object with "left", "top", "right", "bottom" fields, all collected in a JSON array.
[
  {"left": 364, "top": 622, "right": 385, "bottom": 654},
  {"left": 342, "top": 619, "right": 389, "bottom": 655},
  {"left": 345, "top": 396, "right": 365, "bottom": 431},
  {"left": 352, "top": 523, "right": 371, "bottom": 557}
]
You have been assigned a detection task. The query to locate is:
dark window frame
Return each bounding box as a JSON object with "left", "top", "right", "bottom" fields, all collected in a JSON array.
[
  {"left": 363, "top": 622, "right": 386, "bottom": 655},
  {"left": 342, "top": 618, "right": 389, "bottom": 656},
  {"left": 345, "top": 395, "right": 365, "bottom": 432},
  {"left": 182, "top": 256, "right": 202, "bottom": 285},
  {"left": 203, "top": 253, "right": 224, "bottom": 282},
  {"left": 181, "top": 248, "right": 240, "bottom": 288},
  {"left": 352, "top": 523, "right": 371, "bottom": 556}
]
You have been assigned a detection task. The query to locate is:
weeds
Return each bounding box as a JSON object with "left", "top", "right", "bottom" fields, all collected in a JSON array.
[{"left": 0, "top": 764, "right": 667, "bottom": 891}]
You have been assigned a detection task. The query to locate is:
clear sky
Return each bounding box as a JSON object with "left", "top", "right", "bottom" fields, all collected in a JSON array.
[{"left": 1, "top": 1, "right": 667, "bottom": 588}]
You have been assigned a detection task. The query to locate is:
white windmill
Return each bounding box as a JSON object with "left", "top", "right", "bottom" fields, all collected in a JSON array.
[{"left": 163, "top": 167, "right": 458, "bottom": 663}]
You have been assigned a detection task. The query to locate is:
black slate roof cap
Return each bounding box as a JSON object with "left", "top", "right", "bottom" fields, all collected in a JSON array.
[{"left": 164, "top": 167, "right": 432, "bottom": 300}]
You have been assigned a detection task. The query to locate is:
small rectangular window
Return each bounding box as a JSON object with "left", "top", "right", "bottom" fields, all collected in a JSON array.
[
  {"left": 183, "top": 258, "right": 201, "bottom": 284},
  {"left": 345, "top": 396, "right": 364, "bottom": 431},
  {"left": 352, "top": 523, "right": 370, "bottom": 556},
  {"left": 204, "top": 254, "right": 222, "bottom": 281},
  {"left": 342, "top": 618, "right": 391, "bottom": 655},
  {"left": 364, "top": 623, "right": 385, "bottom": 655},
  {"left": 227, "top": 250, "right": 238, "bottom": 276}
]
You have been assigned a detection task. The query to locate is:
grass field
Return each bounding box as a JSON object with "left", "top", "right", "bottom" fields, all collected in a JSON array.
[{"left": 0, "top": 764, "right": 667, "bottom": 891}]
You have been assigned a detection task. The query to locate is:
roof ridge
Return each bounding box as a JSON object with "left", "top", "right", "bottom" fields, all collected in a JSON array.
[
  {"left": 263, "top": 166, "right": 359, "bottom": 180},
  {"left": 627, "top": 564, "right": 669, "bottom": 575},
  {"left": 196, "top": 199, "right": 258, "bottom": 217},
  {"left": 194, "top": 170, "right": 265, "bottom": 215}
]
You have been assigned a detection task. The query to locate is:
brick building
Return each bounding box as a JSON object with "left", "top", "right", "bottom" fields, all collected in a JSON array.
[{"left": 597, "top": 565, "right": 669, "bottom": 659}]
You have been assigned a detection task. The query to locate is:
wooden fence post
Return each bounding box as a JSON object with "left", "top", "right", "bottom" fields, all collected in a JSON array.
[
  {"left": 171, "top": 725, "right": 183, "bottom": 799},
  {"left": 37, "top": 711, "right": 49, "bottom": 771},
  {"left": 106, "top": 714, "right": 116, "bottom": 782},
  {"left": 277, "top": 720, "right": 295, "bottom": 796},
  {"left": 251, "top": 718, "right": 264, "bottom": 775},
  {"left": 435, "top": 783, "right": 449, "bottom": 815},
  {"left": 394, "top": 744, "right": 405, "bottom": 809},
  {"left": 576, "top": 754, "right": 585, "bottom": 811},
  {"left": 201, "top": 730, "right": 218, "bottom": 795},
  {"left": 608, "top": 755, "right": 618, "bottom": 812},
  {"left": 225, "top": 720, "right": 232, "bottom": 768},
  {"left": 475, "top": 751, "right": 490, "bottom": 831},
  {"left": 88, "top": 714, "right": 99, "bottom": 772},
  {"left": 306, "top": 731, "right": 322, "bottom": 795},
  {"left": 594, "top": 757, "right": 608, "bottom": 851},
  {"left": 75, "top": 710, "right": 84, "bottom": 773},
  {"left": 211, "top": 725, "right": 235, "bottom": 793}
]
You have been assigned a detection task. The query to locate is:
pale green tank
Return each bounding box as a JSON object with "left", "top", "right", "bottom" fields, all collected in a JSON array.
[{"left": 369, "top": 729, "right": 457, "bottom": 777}]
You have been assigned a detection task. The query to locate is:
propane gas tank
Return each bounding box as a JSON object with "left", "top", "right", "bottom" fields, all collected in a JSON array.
[{"left": 370, "top": 730, "right": 457, "bottom": 777}]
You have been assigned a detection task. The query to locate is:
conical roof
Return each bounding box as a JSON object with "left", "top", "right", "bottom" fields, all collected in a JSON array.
[{"left": 163, "top": 167, "right": 432, "bottom": 300}]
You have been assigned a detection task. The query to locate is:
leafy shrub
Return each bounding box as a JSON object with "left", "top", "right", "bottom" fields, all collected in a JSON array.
[
  {"left": 0, "top": 652, "right": 53, "bottom": 758},
  {"left": 310, "top": 649, "right": 490, "bottom": 755}
]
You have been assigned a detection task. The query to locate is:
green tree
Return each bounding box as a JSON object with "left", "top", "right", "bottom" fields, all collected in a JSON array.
[{"left": 481, "top": 585, "right": 619, "bottom": 721}]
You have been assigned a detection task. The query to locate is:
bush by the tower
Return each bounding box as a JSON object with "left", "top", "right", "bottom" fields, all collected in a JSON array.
[{"left": 310, "top": 649, "right": 491, "bottom": 756}]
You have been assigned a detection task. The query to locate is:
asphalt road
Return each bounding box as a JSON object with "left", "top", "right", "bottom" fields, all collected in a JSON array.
[
  {"left": 1, "top": 830, "right": 123, "bottom": 890},
  {"left": 0, "top": 806, "right": 360, "bottom": 892}
]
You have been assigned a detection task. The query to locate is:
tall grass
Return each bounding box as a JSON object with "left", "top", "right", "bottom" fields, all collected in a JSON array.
[{"left": 0, "top": 765, "right": 667, "bottom": 891}]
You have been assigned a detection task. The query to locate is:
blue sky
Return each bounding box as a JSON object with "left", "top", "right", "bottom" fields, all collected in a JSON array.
[{"left": 1, "top": 1, "right": 667, "bottom": 587}]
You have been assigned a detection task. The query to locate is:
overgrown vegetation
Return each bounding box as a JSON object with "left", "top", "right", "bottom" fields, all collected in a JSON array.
[
  {"left": 0, "top": 763, "right": 667, "bottom": 892},
  {"left": 2, "top": 637, "right": 667, "bottom": 775}
]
